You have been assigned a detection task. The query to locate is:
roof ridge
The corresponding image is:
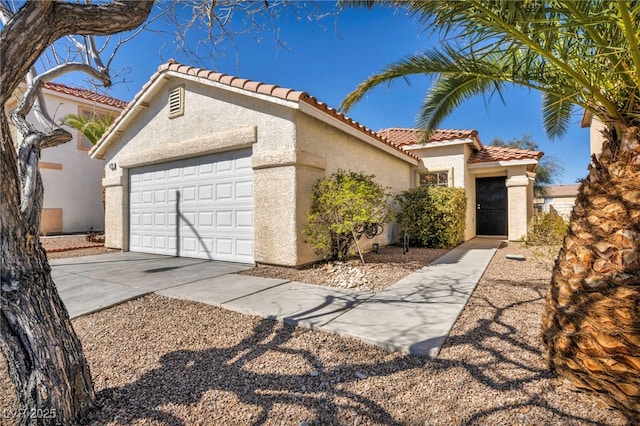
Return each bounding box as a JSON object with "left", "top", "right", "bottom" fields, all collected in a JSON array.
[{"left": 92, "top": 60, "right": 419, "bottom": 162}]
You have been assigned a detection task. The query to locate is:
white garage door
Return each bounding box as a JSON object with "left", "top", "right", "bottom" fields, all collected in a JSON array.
[{"left": 129, "top": 149, "right": 254, "bottom": 263}]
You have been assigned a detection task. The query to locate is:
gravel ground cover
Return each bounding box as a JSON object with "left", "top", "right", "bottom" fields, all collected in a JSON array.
[
  {"left": 0, "top": 240, "right": 632, "bottom": 425},
  {"left": 238, "top": 245, "right": 451, "bottom": 292},
  {"left": 41, "top": 234, "right": 109, "bottom": 259}
]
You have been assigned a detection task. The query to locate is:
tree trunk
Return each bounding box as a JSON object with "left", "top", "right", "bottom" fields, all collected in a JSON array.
[
  {"left": 541, "top": 127, "right": 640, "bottom": 418},
  {"left": 0, "top": 2, "right": 153, "bottom": 423},
  {"left": 1, "top": 117, "right": 96, "bottom": 424}
]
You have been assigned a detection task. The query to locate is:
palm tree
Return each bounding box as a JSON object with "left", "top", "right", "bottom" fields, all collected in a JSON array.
[
  {"left": 60, "top": 112, "right": 114, "bottom": 145},
  {"left": 341, "top": 1, "right": 640, "bottom": 417}
]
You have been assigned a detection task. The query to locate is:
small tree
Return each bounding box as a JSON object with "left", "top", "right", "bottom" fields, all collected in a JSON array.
[
  {"left": 305, "top": 170, "right": 392, "bottom": 261},
  {"left": 60, "top": 113, "right": 115, "bottom": 146},
  {"left": 396, "top": 186, "right": 466, "bottom": 248}
]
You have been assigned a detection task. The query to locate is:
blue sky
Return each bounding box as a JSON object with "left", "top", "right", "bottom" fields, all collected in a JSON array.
[{"left": 58, "top": 2, "right": 591, "bottom": 184}]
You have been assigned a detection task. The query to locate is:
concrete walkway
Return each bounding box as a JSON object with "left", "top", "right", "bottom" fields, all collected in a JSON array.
[{"left": 52, "top": 238, "right": 501, "bottom": 358}]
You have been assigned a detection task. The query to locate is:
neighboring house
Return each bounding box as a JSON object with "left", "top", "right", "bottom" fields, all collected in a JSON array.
[
  {"left": 534, "top": 184, "right": 580, "bottom": 219},
  {"left": 91, "top": 60, "right": 541, "bottom": 266},
  {"left": 6, "top": 82, "right": 127, "bottom": 234}
]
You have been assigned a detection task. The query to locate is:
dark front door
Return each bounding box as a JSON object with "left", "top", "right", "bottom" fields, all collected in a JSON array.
[{"left": 476, "top": 176, "right": 507, "bottom": 236}]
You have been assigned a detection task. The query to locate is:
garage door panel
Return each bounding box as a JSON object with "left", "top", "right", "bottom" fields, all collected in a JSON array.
[
  {"left": 236, "top": 156, "right": 252, "bottom": 170},
  {"left": 236, "top": 211, "right": 253, "bottom": 228},
  {"left": 236, "top": 240, "right": 254, "bottom": 257},
  {"left": 130, "top": 149, "right": 254, "bottom": 263},
  {"left": 199, "top": 185, "right": 214, "bottom": 201},
  {"left": 199, "top": 211, "right": 214, "bottom": 227},
  {"left": 216, "top": 211, "right": 233, "bottom": 227},
  {"left": 216, "top": 159, "right": 233, "bottom": 173},
  {"left": 236, "top": 181, "right": 253, "bottom": 199},
  {"left": 199, "top": 163, "right": 214, "bottom": 174},
  {"left": 216, "top": 182, "right": 232, "bottom": 200},
  {"left": 154, "top": 213, "right": 166, "bottom": 226}
]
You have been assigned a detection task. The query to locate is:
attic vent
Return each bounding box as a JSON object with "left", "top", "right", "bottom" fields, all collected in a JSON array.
[{"left": 168, "top": 86, "right": 184, "bottom": 118}]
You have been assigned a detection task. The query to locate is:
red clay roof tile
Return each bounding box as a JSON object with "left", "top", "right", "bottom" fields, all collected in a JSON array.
[
  {"left": 377, "top": 127, "right": 481, "bottom": 146},
  {"left": 468, "top": 145, "right": 543, "bottom": 163},
  {"left": 43, "top": 82, "right": 127, "bottom": 109}
]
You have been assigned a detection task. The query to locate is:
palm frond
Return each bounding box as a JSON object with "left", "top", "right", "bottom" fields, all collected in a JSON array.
[
  {"left": 344, "top": 0, "right": 640, "bottom": 135},
  {"left": 417, "top": 73, "right": 505, "bottom": 132},
  {"left": 542, "top": 92, "right": 573, "bottom": 140},
  {"left": 60, "top": 113, "right": 114, "bottom": 145}
]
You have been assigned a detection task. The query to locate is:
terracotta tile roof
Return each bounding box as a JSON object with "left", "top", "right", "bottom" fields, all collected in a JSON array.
[
  {"left": 377, "top": 127, "right": 481, "bottom": 147},
  {"left": 468, "top": 145, "right": 543, "bottom": 164},
  {"left": 92, "top": 60, "right": 417, "bottom": 162},
  {"left": 43, "top": 82, "right": 128, "bottom": 109},
  {"left": 546, "top": 184, "right": 580, "bottom": 198}
]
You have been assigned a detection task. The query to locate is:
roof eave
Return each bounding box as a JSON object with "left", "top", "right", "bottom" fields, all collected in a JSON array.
[
  {"left": 402, "top": 137, "right": 478, "bottom": 151},
  {"left": 468, "top": 158, "right": 540, "bottom": 169},
  {"left": 90, "top": 73, "right": 169, "bottom": 159}
]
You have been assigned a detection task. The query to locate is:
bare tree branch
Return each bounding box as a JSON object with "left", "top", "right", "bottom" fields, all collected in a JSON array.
[{"left": 0, "top": 0, "right": 154, "bottom": 104}]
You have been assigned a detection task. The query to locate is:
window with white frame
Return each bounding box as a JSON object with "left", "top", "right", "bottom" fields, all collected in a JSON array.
[{"left": 419, "top": 170, "right": 450, "bottom": 187}]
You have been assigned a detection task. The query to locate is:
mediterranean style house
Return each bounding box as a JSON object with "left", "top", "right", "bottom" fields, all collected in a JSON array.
[
  {"left": 90, "top": 60, "right": 542, "bottom": 266},
  {"left": 6, "top": 82, "right": 127, "bottom": 234}
]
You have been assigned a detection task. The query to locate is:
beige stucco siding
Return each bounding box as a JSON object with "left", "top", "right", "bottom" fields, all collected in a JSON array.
[
  {"left": 104, "top": 77, "right": 297, "bottom": 165},
  {"left": 589, "top": 115, "right": 607, "bottom": 159},
  {"left": 294, "top": 112, "right": 414, "bottom": 264},
  {"left": 405, "top": 143, "right": 477, "bottom": 241},
  {"left": 102, "top": 77, "right": 299, "bottom": 260},
  {"left": 412, "top": 144, "right": 467, "bottom": 188},
  {"left": 463, "top": 145, "right": 477, "bottom": 241}
]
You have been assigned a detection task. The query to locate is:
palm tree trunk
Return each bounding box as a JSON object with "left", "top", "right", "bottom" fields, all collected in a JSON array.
[{"left": 541, "top": 127, "right": 640, "bottom": 417}]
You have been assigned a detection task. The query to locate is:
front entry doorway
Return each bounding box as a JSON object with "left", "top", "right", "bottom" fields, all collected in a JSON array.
[{"left": 476, "top": 176, "right": 507, "bottom": 236}]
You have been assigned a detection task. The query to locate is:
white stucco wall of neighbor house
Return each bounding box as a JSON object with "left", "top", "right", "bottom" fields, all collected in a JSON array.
[
  {"left": 22, "top": 90, "right": 119, "bottom": 234},
  {"left": 294, "top": 112, "right": 415, "bottom": 265}
]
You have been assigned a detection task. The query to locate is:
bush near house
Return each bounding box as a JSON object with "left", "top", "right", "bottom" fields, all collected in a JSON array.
[
  {"left": 525, "top": 209, "right": 568, "bottom": 246},
  {"left": 396, "top": 186, "right": 466, "bottom": 249},
  {"left": 305, "top": 170, "right": 392, "bottom": 261}
]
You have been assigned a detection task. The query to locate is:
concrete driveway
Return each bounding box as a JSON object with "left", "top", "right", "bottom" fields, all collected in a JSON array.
[
  {"left": 51, "top": 238, "right": 501, "bottom": 357},
  {"left": 51, "top": 252, "right": 252, "bottom": 318}
]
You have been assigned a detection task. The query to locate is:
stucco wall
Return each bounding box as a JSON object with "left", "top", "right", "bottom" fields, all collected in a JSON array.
[
  {"left": 404, "top": 143, "right": 477, "bottom": 241},
  {"left": 506, "top": 167, "right": 532, "bottom": 241},
  {"left": 101, "top": 74, "right": 419, "bottom": 266},
  {"left": 589, "top": 115, "right": 606, "bottom": 159},
  {"left": 102, "top": 76, "right": 300, "bottom": 264},
  {"left": 295, "top": 113, "right": 414, "bottom": 264},
  {"left": 22, "top": 90, "right": 119, "bottom": 233}
]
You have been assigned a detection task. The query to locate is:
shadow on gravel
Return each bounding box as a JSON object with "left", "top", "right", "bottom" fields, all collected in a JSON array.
[
  {"left": 87, "top": 317, "right": 414, "bottom": 425},
  {"left": 75, "top": 278, "right": 630, "bottom": 425}
]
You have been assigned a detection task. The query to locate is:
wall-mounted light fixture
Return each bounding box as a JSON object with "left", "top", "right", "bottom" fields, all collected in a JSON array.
[{"left": 108, "top": 163, "right": 117, "bottom": 171}]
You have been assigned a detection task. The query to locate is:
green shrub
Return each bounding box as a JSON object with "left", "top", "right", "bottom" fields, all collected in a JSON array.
[
  {"left": 526, "top": 209, "right": 568, "bottom": 246},
  {"left": 395, "top": 186, "right": 466, "bottom": 248},
  {"left": 305, "top": 170, "right": 392, "bottom": 260}
]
